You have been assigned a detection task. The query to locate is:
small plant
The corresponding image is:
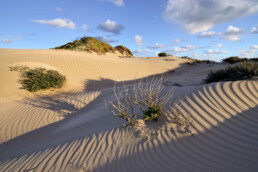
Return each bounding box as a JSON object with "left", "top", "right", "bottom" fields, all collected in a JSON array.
[
  {"left": 107, "top": 84, "right": 137, "bottom": 126},
  {"left": 166, "top": 104, "right": 194, "bottom": 135},
  {"left": 107, "top": 77, "right": 174, "bottom": 126},
  {"left": 133, "top": 77, "right": 174, "bottom": 121},
  {"left": 204, "top": 61, "right": 258, "bottom": 83},
  {"left": 222, "top": 56, "right": 247, "bottom": 64}
]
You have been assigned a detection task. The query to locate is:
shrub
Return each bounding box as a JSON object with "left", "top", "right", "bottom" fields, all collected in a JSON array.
[
  {"left": 20, "top": 68, "right": 66, "bottom": 92},
  {"left": 107, "top": 77, "right": 174, "bottom": 126},
  {"left": 133, "top": 78, "right": 173, "bottom": 121},
  {"left": 250, "top": 57, "right": 258, "bottom": 62},
  {"left": 222, "top": 56, "right": 247, "bottom": 64},
  {"left": 204, "top": 61, "right": 258, "bottom": 83},
  {"left": 158, "top": 52, "right": 168, "bottom": 57}
]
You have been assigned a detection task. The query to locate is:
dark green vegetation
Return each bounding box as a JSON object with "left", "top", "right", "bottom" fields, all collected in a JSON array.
[
  {"left": 143, "top": 105, "right": 162, "bottom": 121},
  {"left": 222, "top": 56, "right": 248, "bottom": 64},
  {"left": 158, "top": 52, "right": 169, "bottom": 57},
  {"left": 55, "top": 37, "right": 133, "bottom": 56},
  {"left": 181, "top": 56, "right": 215, "bottom": 64},
  {"left": 204, "top": 61, "right": 258, "bottom": 83},
  {"left": 10, "top": 66, "right": 66, "bottom": 92}
]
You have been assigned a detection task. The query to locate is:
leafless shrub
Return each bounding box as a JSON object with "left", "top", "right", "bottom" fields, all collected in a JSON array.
[
  {"left": 107, "top": 77, "right": 174, "bottom": 126},
  {"left": 166, "top": 103, "right": 194, "bottom": 135}
]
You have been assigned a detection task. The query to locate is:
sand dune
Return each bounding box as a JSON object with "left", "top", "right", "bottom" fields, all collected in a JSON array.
[{"left": 0, "top": 49, "right": 257, "bottom": 172}]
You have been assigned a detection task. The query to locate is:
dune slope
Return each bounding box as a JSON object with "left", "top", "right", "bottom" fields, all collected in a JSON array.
[{"left": 0, "top": 49, "right": 257, "bottom": 172}]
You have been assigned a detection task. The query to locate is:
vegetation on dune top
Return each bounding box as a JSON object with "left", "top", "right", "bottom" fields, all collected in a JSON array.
[
  {"left": 204, "top": 61, "right": 258, "bottom": 83},
  {"left": 55, "top": 37, "right": 133, "bottom": 57},
  {"left": 115, "top": 45, "right": 133, "bottom": 57},
  {"left": 222, "top": 56, "right": 247, "bottom": 64},
  {"left": 181, "top": 56, "right": 216, "bottom": 64},
  {"left": 55, "top": 37, "right": 115, "bottom": 54}
]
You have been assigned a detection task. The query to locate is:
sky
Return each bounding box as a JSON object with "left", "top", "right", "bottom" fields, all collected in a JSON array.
[{"left": 1, "top": 0, "right": 258, "bottom": 61}]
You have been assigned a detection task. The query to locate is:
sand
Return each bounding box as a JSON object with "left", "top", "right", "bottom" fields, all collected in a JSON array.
[{"left": 0, "top": 49, "right": 257, "bottom": 172}]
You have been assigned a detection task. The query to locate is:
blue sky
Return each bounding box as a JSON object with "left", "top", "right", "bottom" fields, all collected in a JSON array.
[{"left": 1, "top": 0, "right": 258, "bottom": 61}]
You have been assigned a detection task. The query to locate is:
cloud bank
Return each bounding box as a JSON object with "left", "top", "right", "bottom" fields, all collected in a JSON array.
[
  {"left": 98, "top": 20, "right": 124, "bottom": 34},
  {"left": 32, "top": 18, "right": 75, "bottom": 29},
  {"left": 106, "top": 0, "right": 124, "bottom": 6},
  {"left": 94, "top": 36, "right": 118, "bottom": 43},
  {"left": 134, "top": 35, "right": 144, "bottom": 47},
  {"left": 163, "top": 0, "right": 258, "bottom": 33}
]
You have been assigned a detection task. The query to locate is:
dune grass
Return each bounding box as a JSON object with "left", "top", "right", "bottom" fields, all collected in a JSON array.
[{"left": 204, "top": 61, "right": 258, "bottom": 83}]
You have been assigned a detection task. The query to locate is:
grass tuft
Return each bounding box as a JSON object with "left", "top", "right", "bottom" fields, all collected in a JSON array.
[{"left": 204, "top": 61, "right": 258, "bottom": 83}]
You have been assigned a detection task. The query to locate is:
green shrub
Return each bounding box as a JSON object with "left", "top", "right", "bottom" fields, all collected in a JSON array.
[
  {"left": 158, "top": 52, "right": 168, "bottom": 57},
  {"left": 204, "top": 61, "right": 258, "bottom": 83},
  {"left": 20, "top": 68, "right": 66, "bottom": 92},
  {"left": 222, "top": 56, "right": 247, "bottom": 64}
]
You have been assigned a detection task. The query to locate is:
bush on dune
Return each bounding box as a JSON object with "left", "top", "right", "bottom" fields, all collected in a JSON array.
[
  {"left": 222, "top": 56, "right": 247, "bottom": 64},
  {"left": 204, "top": 61, "right": 258, "bottom": 83},
  {"left": 158, "top": 52, "right": 169, "bottom": 57},
  {"left": 21, "top": 68, "right": 66, "bottom": 92},
  {"left": 10, "top": 66, "right": 66, "bottom": 92}
]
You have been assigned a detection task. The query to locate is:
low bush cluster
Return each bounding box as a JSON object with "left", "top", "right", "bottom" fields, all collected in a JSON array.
[
  {"left": 21, "top": 68, "right": 66, "bottom": 92},
  {"left": 158, "top": 52, "right": 169, "bottom": 57},
  {"left": 204, "top": 61, "right": 258, "bottom": 83},
  {"left": 222, "top": 56, "right": 247, "bottom": 64},
  {"left": 10, "top": 66, "right": 66, "bottom": 92}
]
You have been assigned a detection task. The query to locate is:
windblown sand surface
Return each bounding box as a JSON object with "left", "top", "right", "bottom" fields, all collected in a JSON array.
[{"left": 0, "top": 49, "right": 257, "bottom": 172}]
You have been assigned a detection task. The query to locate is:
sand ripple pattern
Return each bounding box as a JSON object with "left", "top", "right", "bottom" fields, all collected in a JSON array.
[{"left": 0, "top": 80, "right": 257, "bottom": 172}]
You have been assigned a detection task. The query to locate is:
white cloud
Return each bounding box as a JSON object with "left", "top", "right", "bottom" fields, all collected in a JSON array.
[
  {"left": 82, "top": 24, "right": 87, "bottom": 31},
  {"left": 205, "top": 49, "right": 228, "bottom": 54},
  {"left": 56, "top": 7, "right": 63, "bottom": 12},
  {"left": 134, "top": 35, "right": 143, "bottom": 47},
  {"left": 1, "top": 35, "right": 22, "bottom": 44},
  {"left": 222, "top": 25, "right": 243, "bottom": 41},
  {"left": 94, "top": 35, "right": 118, "bottom": 43},
  {"left": 32, "top": 18, "right": 75, "bottom": 29},
  {"left": 106, "top": 0, "right": 124, "bottom": 6},
  {"left": 239, "top": 45, "right": 258, "bottom": 57},
  {"left": 216, "top": 43, "right": 223, "bottom": 48},
  {"left": 171, "top": 45, "right": 197, "bottom": 54},
  {"left": 172, "top": 39, "right": 183, "bottom": 43},
  {"left": 250, "top": 26, "right": 258, "bottom": 34},
  {"left": 250, "top": 45, "right": 258, "bottom": 49},
  {"left": 145, "top": 49, "right": 151, "bottom": 52},
  {"left": 163, "top": 0, "right": 258, "bottom": 34},
  {"left": 147, "top": 43, "right": 167, "bottom": 49},
  {"left": 198, "top": 31, "right": 220, "bottom": 38},
  {"left": 1, "top": 38, "right": 13, "bottom": 44},
  {"left": 98, "top": 20, "right": 124, "bottom": 34}
]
